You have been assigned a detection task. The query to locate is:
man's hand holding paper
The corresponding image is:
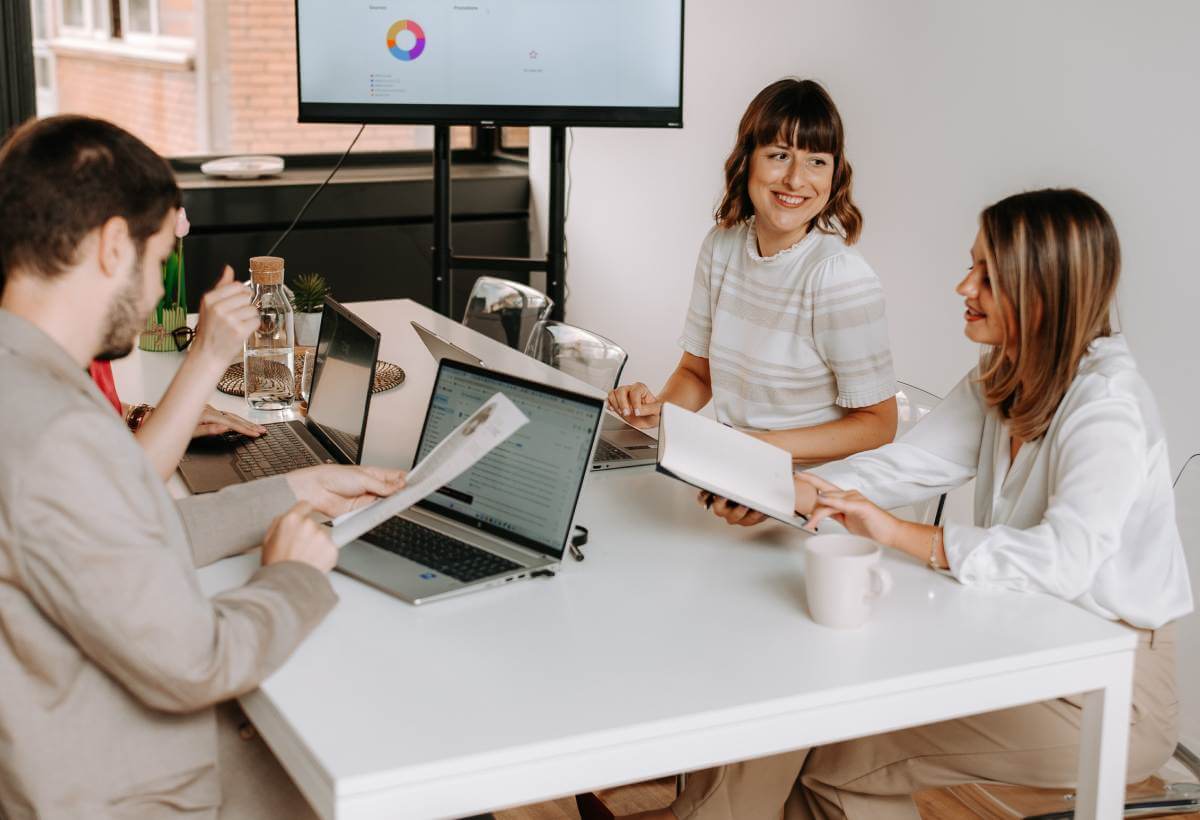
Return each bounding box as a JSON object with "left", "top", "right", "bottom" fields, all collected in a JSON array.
[{"left": 329, "top": 393, "right": 530, "bottom": 547}]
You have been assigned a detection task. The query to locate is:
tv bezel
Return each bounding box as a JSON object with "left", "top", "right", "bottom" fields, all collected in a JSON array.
[{"left": 293, "top": 1, "right": 685, "bottom": 129}]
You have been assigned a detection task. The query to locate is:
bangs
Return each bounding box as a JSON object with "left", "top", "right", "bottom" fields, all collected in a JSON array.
[{"left": 750, "top": 93, "right": 841, "bottom": 155}]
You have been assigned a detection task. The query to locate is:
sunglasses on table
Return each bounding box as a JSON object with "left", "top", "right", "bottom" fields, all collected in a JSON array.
[{"left": 170, "top": 326, "right": 195, "bottom": 351}]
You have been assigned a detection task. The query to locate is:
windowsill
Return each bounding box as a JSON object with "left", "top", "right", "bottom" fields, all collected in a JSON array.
[
  {"left": 175, "top": 159, "right": 530, "bottom": 229},
  {"left": 173, "top": 157, "right": 528, "bottom": 191},
  {"left": 50, "top": 36, "right": 194, "bottom": 70}
]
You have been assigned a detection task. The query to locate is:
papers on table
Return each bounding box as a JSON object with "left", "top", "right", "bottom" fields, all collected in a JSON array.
[{"left": 329, "top": 392, "right": 529, "bottom": 547}]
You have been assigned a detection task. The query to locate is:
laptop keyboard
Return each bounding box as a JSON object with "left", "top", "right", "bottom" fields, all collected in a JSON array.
[
  {"left": 360, "top": 517, "right": 522, "bottom": 583},
  {"left": 234, "top": 425, "right": 325, "bottom": 479},
  {"left": 321, "top": 425, "right": 361, "bottom": 459},
  {"left": 595, "top": 439, "right": 634, "bottom": 462}
]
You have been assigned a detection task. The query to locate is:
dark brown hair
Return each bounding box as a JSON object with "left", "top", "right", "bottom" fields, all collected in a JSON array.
[
  {"left": 977, "top": 188, "right": 1121, "bottom": 440},
  {"left": 0, "top": 115, "right": 181, "bottom": 285},
  {"left": 714, "top": 79, "right": 862, "bottom": 244}
]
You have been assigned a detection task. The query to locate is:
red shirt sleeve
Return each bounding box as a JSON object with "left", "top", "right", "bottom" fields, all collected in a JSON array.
[{"left": 88, "top": 360, "right": 124, "bottom": 415}]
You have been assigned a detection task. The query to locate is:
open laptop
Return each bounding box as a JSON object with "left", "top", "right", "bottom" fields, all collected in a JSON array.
[
  {"left": 178, "top": 297, "right": 380, "bottom": 493},
  {"left": 337, "top": 359, "right": 604, "bottom": 604},
  {"left": 411, "top": 320, "right": 485, "bottom": 367},
  {"left": 412, "top": 320, "right": 658, "bottom": 471}
]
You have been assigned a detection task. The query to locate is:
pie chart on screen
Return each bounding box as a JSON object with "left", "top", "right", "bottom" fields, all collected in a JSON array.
[{"left": 387, "top": 19, "right": 426, "bottom": 61}]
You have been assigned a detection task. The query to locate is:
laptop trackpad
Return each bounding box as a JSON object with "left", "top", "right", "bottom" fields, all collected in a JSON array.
[
  {"left": 606, "top": 428, "right": 658, "bottom": 449},
  {"left": 337, "top": 541, "right": 463, "bottom": 601},
  {"left": 179, "top": 443, "right": 243, "bottom": 494}
]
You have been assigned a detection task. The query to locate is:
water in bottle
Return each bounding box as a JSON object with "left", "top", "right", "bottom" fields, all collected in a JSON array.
[{"left": 244, "top": 256, "right": 295, "bottom": 410}]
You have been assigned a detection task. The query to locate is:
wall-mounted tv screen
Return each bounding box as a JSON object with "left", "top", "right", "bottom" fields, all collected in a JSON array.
[{"left": 295, "top": 0, "right": 684, "bottom": 127}]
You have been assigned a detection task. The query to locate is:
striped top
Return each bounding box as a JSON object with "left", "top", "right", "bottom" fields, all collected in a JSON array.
[{"left": 679, "top": 219, "right": 896, "bottom": 431}]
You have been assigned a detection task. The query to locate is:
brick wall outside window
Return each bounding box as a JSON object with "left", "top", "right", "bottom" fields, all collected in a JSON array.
[{"left": 39, "top": 0, "right": 472, "bottom": 157}]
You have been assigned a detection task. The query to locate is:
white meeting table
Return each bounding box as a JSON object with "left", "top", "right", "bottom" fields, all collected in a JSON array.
[{"left": 113, "top": 298, "right": 1137, "bottom": 820}]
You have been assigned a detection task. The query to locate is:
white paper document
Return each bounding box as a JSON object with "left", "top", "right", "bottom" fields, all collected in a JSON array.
[
  {"left": 656, "top": 403, "right": 807, "bottom": 529},
  {"left": 329, "top": 392, "right": 529, "bottom": 547}
]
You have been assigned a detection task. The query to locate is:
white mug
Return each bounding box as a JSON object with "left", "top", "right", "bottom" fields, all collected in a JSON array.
[{"left": 803, "top": 534, "right": 893, "bottom": 629}]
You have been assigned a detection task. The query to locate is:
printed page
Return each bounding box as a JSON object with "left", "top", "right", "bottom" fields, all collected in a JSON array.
[
  {"left": 657, "top": 403, "right": 803, "bottom": 527},
  {"left": 328, "top": 392, "right": 529, "bottom": 547}
]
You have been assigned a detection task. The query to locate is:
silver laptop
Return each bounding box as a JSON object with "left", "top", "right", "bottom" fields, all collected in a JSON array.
[
  {"left": 411, "top": 321, "right": 485, "bottom": 367},
  {"left": 592, "top": 412, "right": 659, "bottom": 470},
  {"left": 336, "top": 359, "right": 604, "bottom": 604},
  {"left": 178, "top": 297, "right": 380, "bottom": 493},
  {"left": 412, "top": 320, "right": 657, "bottom": 471}
]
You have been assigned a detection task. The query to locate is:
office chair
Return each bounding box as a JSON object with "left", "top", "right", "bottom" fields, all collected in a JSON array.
[
  {"left": 523, "top": 320, "right": 628, "bottom": 392},
  {"left": 896, "top": 381, "right": 947, "bottom": 527},
  {"left": 462, "top": 276, "right": 553, "bottom": 352}
]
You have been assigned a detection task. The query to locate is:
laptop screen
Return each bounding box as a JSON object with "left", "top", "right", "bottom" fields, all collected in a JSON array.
[
  {"left": 305, "top": 298, "right": 380, "bottom": 464},
  {"left": 415, "top": 361, "right": 603, "bottom": 559}
]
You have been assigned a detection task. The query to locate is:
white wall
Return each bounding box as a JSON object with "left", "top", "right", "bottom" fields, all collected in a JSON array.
[{"left": 532, "top": 0, "right": 1200, "bottom": 472}]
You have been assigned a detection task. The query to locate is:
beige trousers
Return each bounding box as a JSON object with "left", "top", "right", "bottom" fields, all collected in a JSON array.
[
  {"left": 672, "top": 626, "right": 1177, "bottom": 820},
  {"left": 217, "top": 702, "right": 319, "bottom": 820}
]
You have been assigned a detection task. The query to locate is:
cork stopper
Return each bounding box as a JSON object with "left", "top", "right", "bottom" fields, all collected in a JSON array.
[{"left": 249, "top": 256, "right": 284, "bottom": 285}]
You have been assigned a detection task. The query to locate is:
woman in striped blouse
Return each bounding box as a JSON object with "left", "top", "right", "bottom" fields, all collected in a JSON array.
[{"left": 608, "top": 78, "right": 898, "bottom": 463}]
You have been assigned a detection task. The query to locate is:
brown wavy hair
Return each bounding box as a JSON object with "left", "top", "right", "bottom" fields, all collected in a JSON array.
[
  {"left": 714, "top": 78, "right": 862, "bottom": 244},
  {"left": 976, "top": 188, "right": 1121, "bottom": 440}
]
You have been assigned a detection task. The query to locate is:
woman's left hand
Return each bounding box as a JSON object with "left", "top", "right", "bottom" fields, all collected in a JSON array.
[
  {"left": 797, "top": 473, "right": 901, "bottom": 546},
  {"left": 194, "top": 405, "right": 268, "bottom": 439}
]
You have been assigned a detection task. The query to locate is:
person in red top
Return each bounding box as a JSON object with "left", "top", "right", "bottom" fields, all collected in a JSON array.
[
  {"left": 88, "top": 264, "right": 269, "bottom": 480},
  {"left": 88, "top": 358, "right": 122, "bottom": 414}
]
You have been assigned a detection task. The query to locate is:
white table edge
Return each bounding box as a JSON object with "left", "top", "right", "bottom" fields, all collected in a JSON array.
[{"left": 245, "top": 635, "right": 1136, "bottom": 819}]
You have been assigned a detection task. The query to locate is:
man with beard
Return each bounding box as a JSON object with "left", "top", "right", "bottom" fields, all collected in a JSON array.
[{"left": 0, "top": 116, "right": 404, "bottom": 817}]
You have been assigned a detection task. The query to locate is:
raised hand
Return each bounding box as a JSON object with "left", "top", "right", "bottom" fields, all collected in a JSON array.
[{"left": 190, "top": 265, "right": 259, "bottom": 367}]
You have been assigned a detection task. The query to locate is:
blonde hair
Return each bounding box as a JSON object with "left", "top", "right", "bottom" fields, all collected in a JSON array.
[
  {"left": 714, "top": 79, "right": 863, "bottom": 244},
  {"left": 977, "top": 188, "right": 1121, "bottom": 440}
]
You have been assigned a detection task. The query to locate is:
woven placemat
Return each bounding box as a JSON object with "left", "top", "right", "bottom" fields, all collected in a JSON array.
[{"left": 217, "top": 352, "right": 405, "bottom": 397}]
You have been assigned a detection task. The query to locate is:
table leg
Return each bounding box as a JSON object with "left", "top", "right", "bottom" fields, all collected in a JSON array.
[{"left": 1073, "top": 651, "right": 1134, "bottom": 819}]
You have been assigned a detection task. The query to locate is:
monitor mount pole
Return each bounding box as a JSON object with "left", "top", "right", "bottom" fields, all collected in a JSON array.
[{"left": 431, "top": 124, "right": 567, "bottom": 321}]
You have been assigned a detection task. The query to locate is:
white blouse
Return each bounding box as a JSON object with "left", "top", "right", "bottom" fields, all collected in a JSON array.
[{"left": 810, "top": 335, "right": 1193, "bottom": 629}]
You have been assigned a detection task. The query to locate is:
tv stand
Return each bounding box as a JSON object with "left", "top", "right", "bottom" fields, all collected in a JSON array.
[{"left": 431, "top": 124, "right": 566, "bottom": 321}]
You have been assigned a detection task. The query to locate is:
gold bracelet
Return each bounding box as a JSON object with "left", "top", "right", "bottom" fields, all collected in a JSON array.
[
  {"left": 126, "top": 403, "right": 152, "bottom": 433},
  {"left": 928, "top": 528, "right": 943, "bottom": 571}
]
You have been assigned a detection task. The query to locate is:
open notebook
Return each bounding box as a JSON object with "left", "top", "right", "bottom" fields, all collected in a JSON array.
[{"left": 656, "top": 403, "right": 808, "bottom": 529}]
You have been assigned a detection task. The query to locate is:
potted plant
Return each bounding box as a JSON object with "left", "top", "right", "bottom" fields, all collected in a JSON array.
[
  {"left": 139, "top": 207, "right": 190, "bottom": 351},
  {"left": 290, "top": 272, "right": 331, "bottom": 347}
]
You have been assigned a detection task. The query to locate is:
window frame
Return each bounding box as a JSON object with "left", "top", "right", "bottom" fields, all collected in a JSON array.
[
  {"left": 56, "top": 0, "right": 110, "bottom": 40},
  {"left": 118, "top": 0, "right": 158, "bottom": 40}
]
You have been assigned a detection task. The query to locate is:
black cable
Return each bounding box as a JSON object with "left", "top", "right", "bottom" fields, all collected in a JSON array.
[{"left": 267, "top": 124, "right": 366, "bottom": 256}]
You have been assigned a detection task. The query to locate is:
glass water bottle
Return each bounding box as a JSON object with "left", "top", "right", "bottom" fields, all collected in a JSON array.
[{"left": 244, "top": 256, "right": 295, "bottom": 410}]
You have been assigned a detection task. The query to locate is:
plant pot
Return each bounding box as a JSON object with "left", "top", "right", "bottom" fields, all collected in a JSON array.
[
  {"left": 294, "top": 310, "right": 323, "bottom": 347},
  {"left": 139, "top": 305, "right": 188, "bottom": 352}
]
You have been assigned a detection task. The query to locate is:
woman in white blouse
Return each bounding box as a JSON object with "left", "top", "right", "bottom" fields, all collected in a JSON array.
[
  {"left": 607, "top": 79, "right": 898, "bottom": 462},
  {"left": 604, "top": 189, "right": 1192, "bottom": 818}
]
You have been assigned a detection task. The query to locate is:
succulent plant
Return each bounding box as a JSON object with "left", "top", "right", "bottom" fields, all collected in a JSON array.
[{"left": 290, "top": 272, "right": 331, "bottom": 313}]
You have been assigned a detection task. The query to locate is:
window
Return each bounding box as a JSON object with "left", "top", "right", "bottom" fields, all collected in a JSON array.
[
  {"left": 59, "top": 0, "right": 85, "bottom": 29},
  {"left": 123, "top": 0, "right": 155, "bottom": 36},
  {"left": 31, "top": 0, "right": 57, "bottom": 114},
  {"left": 29, "top": 0, "right": 476, "bottom": 159},
  {"left": 501, "top": 128, "right": 530, "bottom": 151}
]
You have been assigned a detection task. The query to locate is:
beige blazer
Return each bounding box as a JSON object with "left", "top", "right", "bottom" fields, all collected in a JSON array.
[{"left": 0, "top": 309, "right": 337, "bottom": 818}]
